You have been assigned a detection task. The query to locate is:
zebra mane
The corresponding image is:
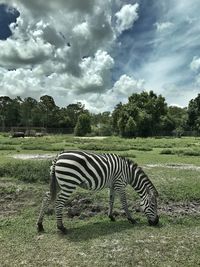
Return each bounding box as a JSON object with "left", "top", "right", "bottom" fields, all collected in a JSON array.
[
  {"left": 119, "top": 156, "right": 136, "bottom": 167},
  {"left": 123, "top": 156, "right": 159, "bottom": 198}
]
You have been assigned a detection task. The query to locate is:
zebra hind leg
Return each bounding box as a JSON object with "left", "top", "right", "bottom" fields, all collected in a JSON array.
[
  {"left": 55, "top": 190, "right": 72, "bottom": 234},
  {"left": 108, "top": 188, "right": 116, "bottom": 222},
  {"left": 36, "top": 191, "right": 51, "bottom": 233}
]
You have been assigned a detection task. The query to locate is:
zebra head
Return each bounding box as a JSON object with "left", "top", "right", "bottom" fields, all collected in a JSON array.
[{"left": 140, "top": 187, "right": 159, "bottom": 226}]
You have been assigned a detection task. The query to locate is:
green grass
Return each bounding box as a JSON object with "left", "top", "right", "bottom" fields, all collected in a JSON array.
[
  {"left": 0, "top": 207, "right": 200, "bottom": 267},
  {"left": 145, "top": 167, "right": 200, "bottom": 202},
  {"left": 0, "top": 135, "right": 200, "bottom": 266},
  {"left": 0, "top": 159, "right": 51, "bottom": 183}
]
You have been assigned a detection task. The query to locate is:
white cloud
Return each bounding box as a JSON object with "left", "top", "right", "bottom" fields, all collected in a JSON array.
[
  {"left": 162, "top": 83, "right": 198, "bottom": 108},
  {"left": 73, "top": 22, "right": 90, "bottom": 38},
  {"left": 78, "top": 50, "right": 114, "bottom": 93},
  {"left": 112, "top": 74, "right": 144, "bottom": 96},
  {"left": 190, "top": 56, "right": 200, "bottom": 88},
  {"left": 190, "top": 56, "right": 200, "bottom": 72},
  {"left": 0, "top": 35, "right": 53, "bottom": 69},
  {"left": 67, "top": 74, "right": 145, "bottom": 112},
  {"left": 155, "top": 22, "right": 174, "bottom": 32},
  {"left": 115, "top": 3, "right": 139, "bottom": 34},
  {"left": 0, "top": 68, "right": 46, "bottom": 98}
]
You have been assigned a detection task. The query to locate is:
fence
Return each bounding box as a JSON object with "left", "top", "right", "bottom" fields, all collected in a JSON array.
[
  {"left": 0, "top": 127, "right": 74, "bottom": 135},
  {"left": 0, "top": 127, "right": 199, "bottom": 137}
]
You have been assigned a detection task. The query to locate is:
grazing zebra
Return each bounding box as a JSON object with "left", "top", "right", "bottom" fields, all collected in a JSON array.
[{"left": 37, "top": 150, "right": 159, "bottom": 233}]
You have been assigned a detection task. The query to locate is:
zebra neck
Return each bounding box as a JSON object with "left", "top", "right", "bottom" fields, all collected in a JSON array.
[{"left": 130, "top": 166, "right": 154, "bottom": 197}]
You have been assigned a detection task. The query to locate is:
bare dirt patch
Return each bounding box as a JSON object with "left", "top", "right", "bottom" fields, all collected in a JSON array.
[
  {"left": 11, "top": 154, "right": 55, "bottom": 160},
  {"left": 0, "top": 179, "right": 41, "bottom": 219},
  {"left": 75, "top": 136, "right": 108, "bottom": 140},
  {"left": 158, "top": 201, "right": 200, "bottom": 216},
  {"left": 64, "top": 196, "right": 200, "bottom": 220},
  {"left": 1, "top": 180, "right": 200, "bottom": 220}
]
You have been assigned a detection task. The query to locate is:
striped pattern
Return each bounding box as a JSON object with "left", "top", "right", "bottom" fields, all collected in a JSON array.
[{"left": 37, "top": 150, "right": 159, "bottom": 233}]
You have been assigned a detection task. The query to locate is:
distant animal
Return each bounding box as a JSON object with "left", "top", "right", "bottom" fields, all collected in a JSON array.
[
  {"left": 12, "top": 132, "right": 25, "bottom": 138},
  {"left": 37, "top": 150, "right": 159, "bottom": 234}
]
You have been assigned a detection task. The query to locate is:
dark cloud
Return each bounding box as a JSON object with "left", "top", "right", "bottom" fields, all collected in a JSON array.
[{"left": 0, "top": 4, "right": 19, "bottom": 39}]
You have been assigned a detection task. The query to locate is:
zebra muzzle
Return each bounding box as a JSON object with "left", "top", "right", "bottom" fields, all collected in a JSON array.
[{"left": 148, "top": 215, "right": 159, "bottom": 226}]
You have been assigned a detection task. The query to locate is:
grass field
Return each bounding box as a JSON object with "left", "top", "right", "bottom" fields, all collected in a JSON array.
[{"left": 0, "top": 134, "right": 200, "bottom": 266}]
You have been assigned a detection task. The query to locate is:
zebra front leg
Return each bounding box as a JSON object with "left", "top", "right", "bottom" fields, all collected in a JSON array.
[
  {"left": 37, "top": 191, "right": 51, "bottom": 232},
  {"left": 116, "top": 187, "right": 137, "bottom": 224},
  {"left": 108, "top": 187, "right": 116, "bottom": 221}
]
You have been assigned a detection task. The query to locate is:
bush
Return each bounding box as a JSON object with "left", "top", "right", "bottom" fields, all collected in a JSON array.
[
  {"left": 182, "top": 150, "right": 200, "bottom": 156},
  {"left": 98, "top": 124, "right": 112, "bottom": 136},
  {"left": 78, "top": 142, "right": 132, "bottom": 151},
  {"left": 160, "top": 149, "right": 173, "bottom": 154},
  {"left": 160, "top": 148, "right": 200, "bottom": 156}
]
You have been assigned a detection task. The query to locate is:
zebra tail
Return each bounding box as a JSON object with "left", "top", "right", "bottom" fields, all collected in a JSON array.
[{"left": 50, "top": 158, "right": 57, "bottom": 201}]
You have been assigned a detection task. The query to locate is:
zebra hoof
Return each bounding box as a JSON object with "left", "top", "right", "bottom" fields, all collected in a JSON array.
[
  {"left": 109, "top": 215, "right": 116, "bottom": 222},
  {"left": 37, "top": 223, "right": 45, "bottom": 233},
  {"left": 57, "top": 225, "right": 68, "bottom": 234}
]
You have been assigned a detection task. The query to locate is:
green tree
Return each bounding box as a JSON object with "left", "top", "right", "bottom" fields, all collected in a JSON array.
[
  {"left": 160, "top": 115, "right": 176, "bottom": 133},
  {"left": 124, "top": 117, "right": 137, "bottom": 138},
  {"left": 112, "top": 102, "right": 123, "bottom": 134},
  {"left": 168, "top": 106, "right": 188, "bottom": 130},
  {"left": 66, "top": 102, "right": 86, "bottom": 128},
  {"left": 39, "top": 95, "right": 59, "bottom": 127},
  {"left": 0, "top": 96, "right": 12, "bottom": 129},
  {"left": 113, "top": 91, "right": 167, "bottom": 137},
  {"left": 0, "top": 96, "right": 21, "bottom": 129},
  {"left": 74, "top": 114, "right": 91, "bottom": 136},
  {"left": 137, "top": 111, "right": 152, "bottom": 137},
  {"left": 117, "top": 111, "right": 129, "bottom": 137},
  {"left": 58, "top": 108, "right": 73, "bottom": 129},
  {"left": 20, "top": 97, "right": 38, "bottom": 127},
  {"left": 187, "top": 94, "right": 200, "bottom": 132},
  {"left": 128, "top": 91, "right": 167, "bottom": 135}
]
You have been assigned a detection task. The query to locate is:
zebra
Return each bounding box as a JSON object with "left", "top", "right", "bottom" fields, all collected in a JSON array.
[{"left": 37, "top": 150, "right": 159, "bottom": 234}]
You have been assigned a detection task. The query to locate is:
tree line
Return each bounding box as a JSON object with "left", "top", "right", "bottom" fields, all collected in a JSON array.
[{"left": 0, "top": 91, "right": 200, "bottom": 137}]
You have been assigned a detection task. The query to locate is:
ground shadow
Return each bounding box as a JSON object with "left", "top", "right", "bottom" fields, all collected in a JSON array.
[{"left": 58, "top": 219, "right": 149, "bottom": 242}]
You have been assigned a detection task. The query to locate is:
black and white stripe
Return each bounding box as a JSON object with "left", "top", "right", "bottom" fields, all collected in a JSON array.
[{"left": 37, "top": 150, "right": 159, "bottom": 233}]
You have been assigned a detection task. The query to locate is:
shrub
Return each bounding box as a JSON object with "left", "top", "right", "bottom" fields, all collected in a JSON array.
[
  {"left": 160, "top": 149, "right": 173, "bottom": 154},
  {"left": 160, "top": 148, "right": 200, "bottom": 156},
  {"left": 78, "top": 142, "right": 132, "bottom": 151},
  {"left": 182, "top": 150, "right": 200, "bottom": 156},
  {"left": 98, "top": 124, "right": 112, "bottom": 136}
]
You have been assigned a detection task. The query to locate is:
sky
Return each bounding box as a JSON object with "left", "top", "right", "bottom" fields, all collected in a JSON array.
[{"left": 0, "top": 0, "right": 200, "bottom": 112}]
